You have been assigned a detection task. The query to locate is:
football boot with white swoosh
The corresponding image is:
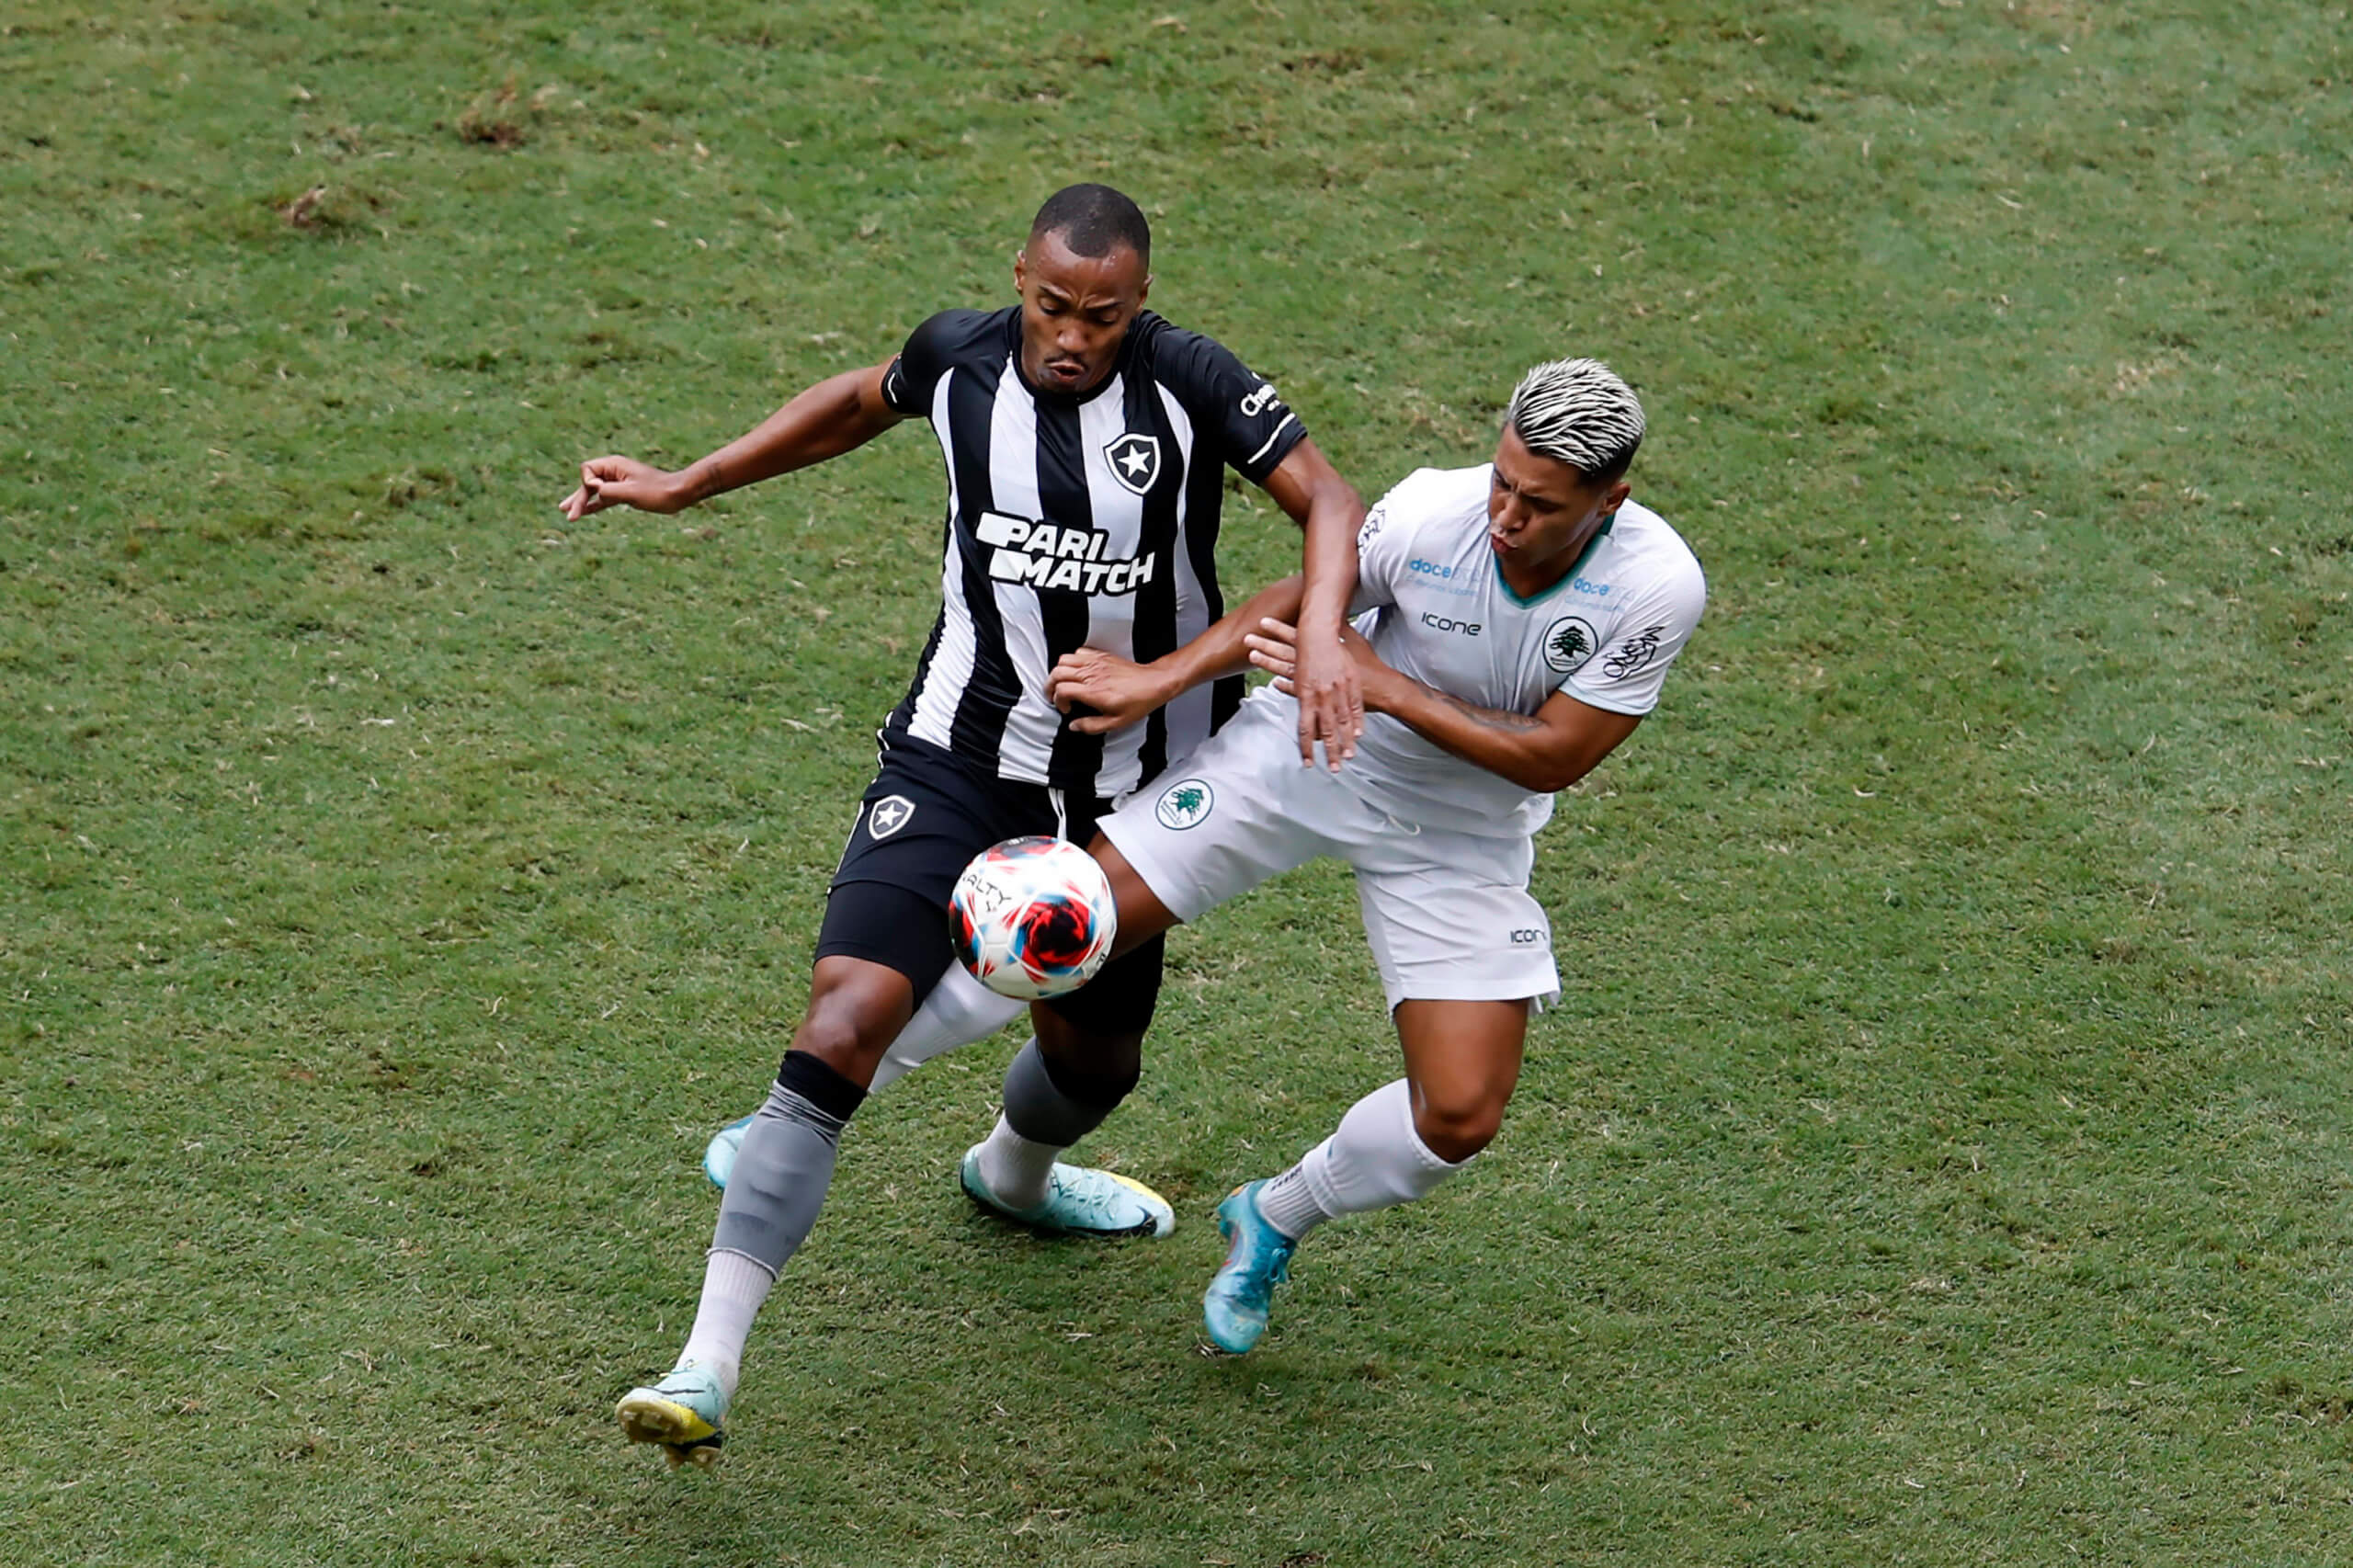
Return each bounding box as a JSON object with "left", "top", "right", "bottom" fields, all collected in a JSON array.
[
  {"left": 615, "top": 1364, "right": 728, "bottom": 1469},
  {"left": 959, "top": 1145, "right": 1175, "bottom": 1237}
]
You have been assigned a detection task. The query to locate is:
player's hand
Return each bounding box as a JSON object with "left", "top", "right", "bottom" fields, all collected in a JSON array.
[
  {"left": 1287, "top": 620, "right": 1364, "bottom": 771},
  {"left": 1247, "top": 619, "right": 1381, "bottom": 751},
  {"left": 558, "top": 456, "right": 691, "bottom": 520},
  {"left": 1048, "top": 648, "right": 1177, "bottom": 733}
]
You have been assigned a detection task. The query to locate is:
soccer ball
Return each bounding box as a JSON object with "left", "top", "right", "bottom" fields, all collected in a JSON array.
[{"left": 949, "top": 836, "right": 1119, "bottom": 1001}]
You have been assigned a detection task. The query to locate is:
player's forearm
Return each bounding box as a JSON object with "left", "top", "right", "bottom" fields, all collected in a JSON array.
[
  {"left": 676, "top": 366, "right": 898, "bottom": 505},
  {"left": 1151, "top": 575, "right": 1306, "bottom": 697},
  {"left": 1370, "top": 674, "right": 1586, "bottom": 794},
  {"left": 1295, "top": 482, "right": 1360, "bottom": 640}
]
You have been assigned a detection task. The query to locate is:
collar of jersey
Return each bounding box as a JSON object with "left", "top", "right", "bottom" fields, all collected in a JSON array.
[{"left": 1492, "top": 511, "right": 1615, "bottom": 607}]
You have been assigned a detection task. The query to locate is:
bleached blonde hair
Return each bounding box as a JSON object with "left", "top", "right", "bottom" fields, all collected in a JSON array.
[{"left": 1506, "top": 358, "right": 1645, "bottom": 482}]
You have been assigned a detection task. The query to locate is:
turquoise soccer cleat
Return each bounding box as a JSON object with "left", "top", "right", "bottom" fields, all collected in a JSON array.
[
  {"left": 1202, "top": 1181, "right": 1296, "bottom": 1354},
  {"left": 703, "top": 1114, "right": 753, "bottom": 1190},
  {"left": 959, "top": 1144, "right": 1176, "bottom": 1238},
  {"left": 615, "top": 1364, "right": 729, "bottom": 1469}
]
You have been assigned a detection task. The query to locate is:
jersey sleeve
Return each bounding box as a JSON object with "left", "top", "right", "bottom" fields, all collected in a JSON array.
[
  {"left": 1562, "top": 551, "right": 1708, "bottom": 716},
  {"left": 880, "top": 310, "right": 983, "bottom": 416},
  {"left": 1347, "top": 470, "right": 1434, "bottom": 614},
  {"left": 1152, "top": 327, "right": 1307, "bottom": 485}
]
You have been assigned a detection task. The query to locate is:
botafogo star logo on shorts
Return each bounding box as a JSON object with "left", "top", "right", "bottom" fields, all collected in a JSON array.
[
  {"left": 1103, "top": 432, "right": 1161, "bottom": 496},
  {"left": 1154, "top": 778, "right": 1214, "bottom": 830},
  {"left": 867, "top": 795, "right": 917, "bottom": 839}
]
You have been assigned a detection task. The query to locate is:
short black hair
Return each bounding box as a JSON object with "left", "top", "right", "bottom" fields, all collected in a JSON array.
[{"left": 1029, "top": 184, "right": 1151, "bottom": 266}]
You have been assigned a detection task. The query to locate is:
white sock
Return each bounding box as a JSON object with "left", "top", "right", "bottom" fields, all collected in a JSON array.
[
  {"left": 974, "top": 1112, "right": 1063, "bottom": 1210},
  {"left": 870, "top": 961, "right": 1028, "bottom": 1095},
  {"left": 1253, "top": 1159, "right": 1336, "bottom": 1239},
  {"left": 676, "top": 1248, "right": 776, "bottom": 1401},
  {"left": 1255, "top": 1077, "right": 1465, "bottom": 1240}
]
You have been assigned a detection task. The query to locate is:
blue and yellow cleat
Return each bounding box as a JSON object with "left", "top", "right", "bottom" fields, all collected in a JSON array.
[
  {"left": 960, "top": 1144, "right": 1175, "bottom": 1238},
  {"left": 1203, "top": 1181, "right": 1296, "bottom": 1354},
  {"left": 616, "top": 1364, "right": 728, "bottom": 1469},
  {"left": 703, "top": 1115, "right": 754, "bottom": 1190}
]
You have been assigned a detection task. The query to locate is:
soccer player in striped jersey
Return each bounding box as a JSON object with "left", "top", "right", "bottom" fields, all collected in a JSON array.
[{"left": 558, "top": 184, "right": 1364, "bottom": 1464}]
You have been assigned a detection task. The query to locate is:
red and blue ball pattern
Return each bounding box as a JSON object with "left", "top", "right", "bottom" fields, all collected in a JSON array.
[{"left": 950, "top": 836, "right": 1119, "bottom": 1000}]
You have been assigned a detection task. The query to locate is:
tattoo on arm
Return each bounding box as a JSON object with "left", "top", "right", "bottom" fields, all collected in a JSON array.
[{"left": 1409, "top": 676, "right": 1546, "bottom": 734}]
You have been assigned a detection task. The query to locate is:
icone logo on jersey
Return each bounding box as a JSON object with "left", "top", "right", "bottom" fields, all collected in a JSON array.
[
  {"left": 1571, "top": 576, "right": 1611, "bottom": 597},
  {"left": 975, "top": 510, "right": 1155, "bottom": 595},
  {"left": 1421, "top": 611, "right": 1481, "bottom": 637}
]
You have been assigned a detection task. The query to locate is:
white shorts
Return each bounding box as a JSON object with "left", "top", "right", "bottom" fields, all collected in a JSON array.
[{"left": 1100, "top": 696, "right": 1561, "bottom": 1012}]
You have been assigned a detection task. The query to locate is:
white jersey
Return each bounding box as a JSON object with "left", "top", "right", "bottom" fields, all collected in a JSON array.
[{"left": 1324, "top": 462, "right": 1708, "bottom": 837}]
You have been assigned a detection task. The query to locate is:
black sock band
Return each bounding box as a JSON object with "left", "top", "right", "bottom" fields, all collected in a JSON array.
[{"left": 776, "top": 1049, "right": 868, "bottom": 1124}]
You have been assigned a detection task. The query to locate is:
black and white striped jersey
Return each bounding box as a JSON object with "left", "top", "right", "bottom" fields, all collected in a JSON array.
[{"left": 877, "top": 306, "right": 1307, "bottom": 795}]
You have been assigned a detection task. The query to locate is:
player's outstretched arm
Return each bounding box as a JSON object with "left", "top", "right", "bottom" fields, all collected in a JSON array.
[
  {"left": 557, "top": 359, "right": 904, "bottom": 520},
  {"left": 1047, "top": 574, "right": 1306, "bottom": 734},
  {"left": 1259, "top": 441, "right": 1366, "bottom": 769},
  {"left": 1246, "top": 619, "right": 1642, "bottom": 795}
]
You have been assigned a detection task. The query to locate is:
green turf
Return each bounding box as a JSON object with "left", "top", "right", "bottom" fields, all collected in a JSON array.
[{"left": 4, "top": 0, "right": 2349, "bottom": 1562}]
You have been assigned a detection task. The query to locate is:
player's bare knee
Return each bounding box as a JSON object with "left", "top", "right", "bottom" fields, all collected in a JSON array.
[
  {"left": 788, "top": 1011, "right": 891, "bottom": 1083},
  {"left": 789, "top": 971, "right": 912, "bottom": 1083},
  {"left": 1413, "top": 1090, "right": 1506, "bottom": 1163}
]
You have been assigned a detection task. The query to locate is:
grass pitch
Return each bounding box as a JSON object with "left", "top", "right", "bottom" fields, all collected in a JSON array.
[{"left": 4, "top": 2, "right": 2349, "bottom": 1562}]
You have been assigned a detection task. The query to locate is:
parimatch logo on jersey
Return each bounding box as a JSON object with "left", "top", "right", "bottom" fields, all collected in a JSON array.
[{"left": 975, "top": 510, "right": 1156, "bottom": 595}]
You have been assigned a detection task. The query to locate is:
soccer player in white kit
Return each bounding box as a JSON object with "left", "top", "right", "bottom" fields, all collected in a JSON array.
[{"left": 1049, "top": 357, "right": 1708, "bottom": 1351}]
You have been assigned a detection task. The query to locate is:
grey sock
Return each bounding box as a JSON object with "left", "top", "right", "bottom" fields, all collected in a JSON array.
[
  {"left": 708, "top": 1077, "right": 854, "bottom": 1272},
  {"left": 1001, "top": 1037, "right": 1125, "bottom": 1148}
]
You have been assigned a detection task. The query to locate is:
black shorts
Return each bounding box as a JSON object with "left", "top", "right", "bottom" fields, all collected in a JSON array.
[{"left": 815, "top": 734, "right": 1164, "bottom": 1036}]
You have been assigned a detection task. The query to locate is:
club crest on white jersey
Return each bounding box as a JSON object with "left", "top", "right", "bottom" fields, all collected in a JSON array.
[{"left": 1540, "top": 615, "right": 1601, "bottom": 674}]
